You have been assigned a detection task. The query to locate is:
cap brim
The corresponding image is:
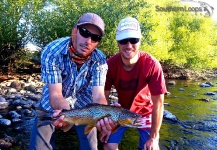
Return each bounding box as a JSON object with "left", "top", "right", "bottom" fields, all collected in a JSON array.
[{"left": 77, "top": 22, "right": 104, "bottom": 36}]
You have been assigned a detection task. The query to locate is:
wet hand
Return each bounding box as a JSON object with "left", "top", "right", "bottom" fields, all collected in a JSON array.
[
  {"left": 96, "top": 102, "right": 121, "bottom": 142},
  {"left": 52, "top": 102, "right": 71, "bottom": 129},
  {"left": 52, "top": 110, "right": 67, "bottom": 129},
  {"left": 144, "top": 138, "right": 159, "bottom": 150},
  {"left": 110, "top": 102, "right": 121, "bottom": 107},
  {"left": 97, "top": 117, "right": 116, "bottom": 143}
]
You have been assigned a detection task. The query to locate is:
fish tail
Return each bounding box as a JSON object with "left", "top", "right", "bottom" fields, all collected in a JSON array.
[{"left": 35, "top": 108, "right": 55, "bottom": 121}]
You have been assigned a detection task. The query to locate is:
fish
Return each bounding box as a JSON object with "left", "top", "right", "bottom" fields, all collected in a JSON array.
[{"left": 36, "top": 103, "right": 143, "bottom": 134}]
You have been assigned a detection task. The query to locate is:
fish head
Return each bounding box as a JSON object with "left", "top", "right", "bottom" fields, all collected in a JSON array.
[{"left": 118, "top": 109, "right": 143, "bottom": 128}]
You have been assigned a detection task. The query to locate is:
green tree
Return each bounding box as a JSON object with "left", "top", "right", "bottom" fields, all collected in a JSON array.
[
  {"left": 14, "top": 0, "right": 217, "bottom": 69},
  {"left": 0, "top": 0, "right": 30, "bottom": 73},
  {"left": 1, "top": 0, "right": 217, "bottom": 72},
  {"left": 168, "top": 10, "right": 217, "bottom": 68},
  {"left": 30, "top": 0, "right": 152, "bottom": 57},
  {"left": 139, "top": 0, "right": 174, "bottom": 61}
]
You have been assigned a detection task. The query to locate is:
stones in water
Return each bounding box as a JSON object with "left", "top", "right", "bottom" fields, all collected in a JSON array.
[
  {"left": 0, "top": 102, "right": 8, "bottom": 109},
  {"left": 0, "top": 118, "right": 11, "bottom": 126},
  {"left": 204, "top": 92, "right": 216, "bottom": 96},
  {"left": 163, "top": 110, "right": 179, "bottom": 122},
  {"left": 8, "top": 111, "right": 21, "bottom": 119},
  {"left": 11, "top": 118, "right": 23, "bottom": 124},
  {"left": 0, "top": 137, "right": 16, "bottom": 149},
  {"left": 198, "top": 98, "right": 210, "bottom": 102},
  {"left": 199, "top": 81, "right": 214, "bottom": 87},
  {"left": 179, "top": 88, "right": 185, "bottom": 91},
  {"left": 0, "top": 96, "right": 6, "bottom": 102},
  {"left": 167, "top": 81, "right": 176, "bottom": 85}
]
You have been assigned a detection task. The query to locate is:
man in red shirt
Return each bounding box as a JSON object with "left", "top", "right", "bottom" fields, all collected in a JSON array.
[{"left": 104, "top": 17, "right": 167, "bottom": 150}]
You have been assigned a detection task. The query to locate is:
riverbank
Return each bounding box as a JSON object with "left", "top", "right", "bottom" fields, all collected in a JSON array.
[
  {"left": 162, "top": 64, "right": 217, "bottom": 80},
  {"left": 1, "top": 64, "right": 217, "bottom": 82},
  {"left": 0, "top": 66, "right": 217, "bottom": 149},
  {"left": 0, "top": 73, "right": 216, "bottom": 149}
]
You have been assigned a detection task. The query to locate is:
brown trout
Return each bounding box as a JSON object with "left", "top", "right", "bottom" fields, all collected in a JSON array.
[{"left": 37, "top": 103, "right": 142, "bottom": 134}]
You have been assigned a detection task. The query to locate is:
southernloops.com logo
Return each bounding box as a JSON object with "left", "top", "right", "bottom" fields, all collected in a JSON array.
[{"left": 155, "top": 0, "right": 214, "bottom": 17}]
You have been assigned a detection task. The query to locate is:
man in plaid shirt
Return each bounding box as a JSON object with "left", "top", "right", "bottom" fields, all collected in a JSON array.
[{"left": 30, "top": 13, "right": 114, "bottom": 150}]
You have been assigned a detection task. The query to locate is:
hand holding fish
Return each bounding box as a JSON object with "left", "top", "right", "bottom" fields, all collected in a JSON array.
[
  {"left": 97, "top": 102, "right": 121, "bottom": 143},
  {"left": 97, "top": 117, "right": 115, "bottom": 143},
  {"left": 52, "top": 109, "right": 66, "bottom": 129},
  {"left": 49, "top": 94, "right": 73, "bottom": 130},
  {"left": 37, "top": 103, "right": 143, "bottom": 136},
  {"left": 51, "top": 99, "right": 71, "bottom": 130}
]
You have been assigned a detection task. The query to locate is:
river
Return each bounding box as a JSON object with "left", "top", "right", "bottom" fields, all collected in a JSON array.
[
  {"left": 0, "top": 78, "right": 217, "bottom": 150},
  {"left": 117, "top": 78, "right": 217, "bottom": 150},
  {"left": 159, "top": 78, "right": 217, "bottom": 150}
]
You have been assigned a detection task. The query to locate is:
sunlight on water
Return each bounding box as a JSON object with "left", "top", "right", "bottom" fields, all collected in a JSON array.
[
  {"left": 159, "top": 78, "right": 217, "bottom": 149},
  {"left": 118, "top": 78, "right": 217, "bottom": 150}
]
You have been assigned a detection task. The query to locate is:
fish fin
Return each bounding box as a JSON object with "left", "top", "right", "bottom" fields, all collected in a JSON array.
[
  {"left": 34, "top": 108, "right": 54, "bottom": 127},
  {"left": 35, "top": 107, "right": 54, "bottom": 121},
  {"left": 62, "top": 124, "right": 74, "bottom": 132},
  {"left": 84, "top": 125, "right": 94, "bottom": 134},
  {"left": 35, "top": 107, "right": 52, "bottom": 114},
  {"left": 111, "top": 125, "right": 120, "bottom": 134}
]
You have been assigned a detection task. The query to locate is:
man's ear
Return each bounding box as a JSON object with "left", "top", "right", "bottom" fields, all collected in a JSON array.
[
  {"left": 71, "top": 27, "right": 77, "bottom": 37},
  {"left": 71, "top": 27, "right": 78, "bottom": 49}
]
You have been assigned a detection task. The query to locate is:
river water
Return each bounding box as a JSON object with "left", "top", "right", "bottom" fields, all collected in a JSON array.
[
  {"left": 115, "top": 78, "right": 217, "bottom": 150},
  {"left": 160, "top": 79, "right": 217, "bottom": 150},
  {"left": 1, "top": 78, "right": 217, "bottom": 150},
  {"left": 160, "top": 78, "right": 217, "bottom": 150}
]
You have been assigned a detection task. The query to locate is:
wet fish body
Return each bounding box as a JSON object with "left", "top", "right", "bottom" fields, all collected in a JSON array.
[{"left": 37, "top": 104, "right": 142, "bottom": 134}]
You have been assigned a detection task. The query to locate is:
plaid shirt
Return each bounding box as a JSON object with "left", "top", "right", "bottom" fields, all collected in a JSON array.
[{"left": 40, "top": 37, "right": 108, "bottom": 111}]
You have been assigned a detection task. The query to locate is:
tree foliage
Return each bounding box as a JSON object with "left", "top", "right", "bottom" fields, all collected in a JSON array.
[
  {"left": 167, "top": 10, "right": 217, "bottom": 68},
  {"left": 0, "top": 0, "right": 217, "bottom": 70},
  {"left": 0, "top": 0, "right": 30, "bottom": 73}
]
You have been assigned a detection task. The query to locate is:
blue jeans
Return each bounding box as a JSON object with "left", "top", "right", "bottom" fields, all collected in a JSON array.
[
  {"left": 107, "top": 126, "right": 150, "bottom": 149},
  {"left": 29, "top": 114, "right": 97, "bottom": 150}
]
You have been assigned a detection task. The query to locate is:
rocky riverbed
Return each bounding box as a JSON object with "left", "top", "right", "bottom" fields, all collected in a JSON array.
[
  {"left": 0, "top": 70, "right": 216, "bottom": 149},
  {"left": 0, "top": 74, "right": 42, "bottom": 149}
]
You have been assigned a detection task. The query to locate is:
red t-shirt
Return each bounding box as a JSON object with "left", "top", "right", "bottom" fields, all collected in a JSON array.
[{"left": 105, "top": 51, "right": 167, "bottom": 116}]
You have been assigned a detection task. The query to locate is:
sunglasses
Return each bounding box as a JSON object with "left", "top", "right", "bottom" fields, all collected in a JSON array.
[
  {"left": 78, "top": 27, "right": 102, "bottom": 42},
  {"left": 118, "top": 38, "right": 140, "bottom": 45}
]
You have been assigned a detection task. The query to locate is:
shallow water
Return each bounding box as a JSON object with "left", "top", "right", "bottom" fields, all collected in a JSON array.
[
  {"left": 118, "top": 78, "right": 217, "bottom": 150},
  {"left": 159, "top": 78, "right": 217, "bottom": 150},
  {"left": 1, "top": 78, "right": 217, "bottom": 150}
]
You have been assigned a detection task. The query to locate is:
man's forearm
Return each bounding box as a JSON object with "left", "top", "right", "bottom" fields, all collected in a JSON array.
[
  {"left": 92, "top": 86, "right": 108, "bottom": 105},
  {"left": 50, "top": 95, "right": 70, "bottom": 110},
  {"left": 150, "top": 105, "right": 164, "bottom": 139},
  {"left": 149, "top": 94, "right": 164, "bottom": 139}
]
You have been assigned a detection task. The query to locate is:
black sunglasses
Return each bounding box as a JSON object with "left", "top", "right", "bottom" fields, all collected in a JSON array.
[
  {"left": 118, "top": 38, "right": 140, "bottom": 45},
  {"left": 78, "top": 27, "right": 102, "bottom": 42}
]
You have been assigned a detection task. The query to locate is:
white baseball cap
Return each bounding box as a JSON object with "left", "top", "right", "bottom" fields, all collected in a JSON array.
[{"left": 116, "top": 17, "right": 142, "bottom": 41}]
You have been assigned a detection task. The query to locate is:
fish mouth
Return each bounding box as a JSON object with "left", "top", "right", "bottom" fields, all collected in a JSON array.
[{"left": 133, "top": 117, "right": 143, "bottom": 127}]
